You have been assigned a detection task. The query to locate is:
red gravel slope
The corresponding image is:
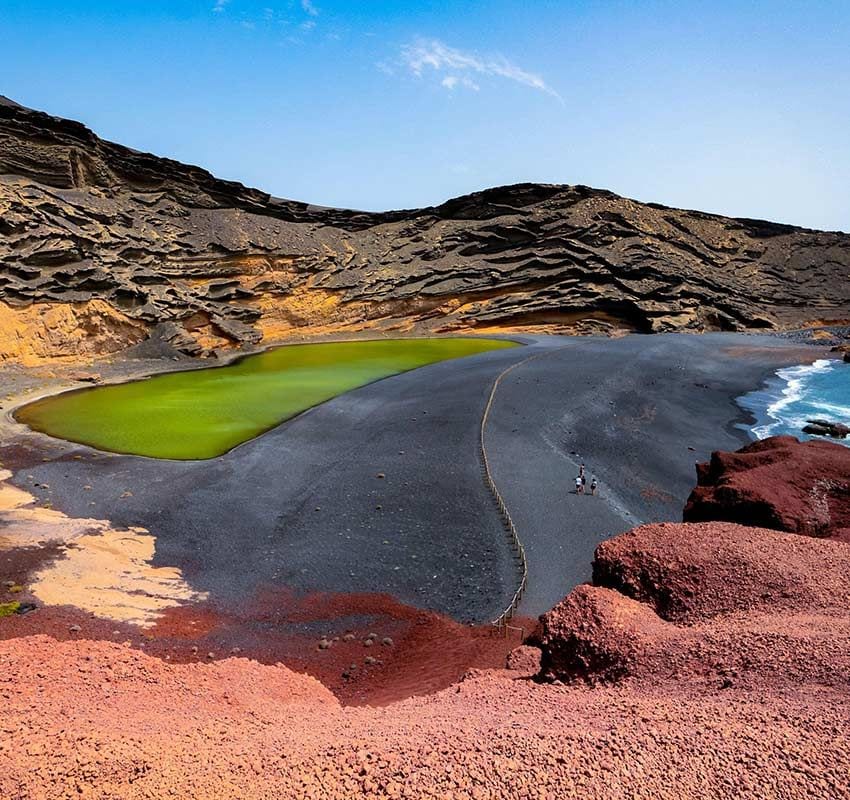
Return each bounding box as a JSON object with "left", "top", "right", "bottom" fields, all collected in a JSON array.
[
  {"left": 1, "top": 634, "right": 848, "bottom": 800},
  {"left": 4, "top": 517, "right": 850, "bottom": 798}
]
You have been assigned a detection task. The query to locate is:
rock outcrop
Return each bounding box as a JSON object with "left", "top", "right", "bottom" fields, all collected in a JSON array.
[
  {"left": 683, "top": 436, "right": 850, "bottom": 541},
  {"left": 593, "top": 520, "right": 850, "bottom": 622},
  {"left": 2, "top": 98, "right": 850, "bottom": 362},
  {"left": 537, "top": 520, "right": 850, "bottom": 688},
  {"left": 802, "top": 418, "right": 849, "bottom": 439},
  {"left": 538, "top": 436, "right": 850, "bottom": 686},
  {"left": 0, "top": 298, "right": 147, "bottom": 365}
]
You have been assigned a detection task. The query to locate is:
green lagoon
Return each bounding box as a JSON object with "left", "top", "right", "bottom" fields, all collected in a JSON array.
[{"left": 16, "top": 338, "right": 518, "bottom": 460}]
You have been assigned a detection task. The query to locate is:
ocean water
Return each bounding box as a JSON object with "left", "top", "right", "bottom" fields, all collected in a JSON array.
[{"left": 738, "top": 358, "right": 850, "bottom": 445}]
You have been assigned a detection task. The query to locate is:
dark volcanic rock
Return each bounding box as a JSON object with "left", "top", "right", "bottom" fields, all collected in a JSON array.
[
  {"left": 683, "top": 436, "right": 850, "bottom": 541},
  {"left": 2, "top": 99, "right": 850, "bottom": 361},
  {"left": 802, "top": 419, "right": 849, "bottom": 439}
]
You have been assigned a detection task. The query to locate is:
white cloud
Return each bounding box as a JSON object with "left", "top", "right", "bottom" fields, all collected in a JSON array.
[
  {"left": 212, "top": 0, "right": 230, "bottom": 12},
  {"left": 441, "top": 75, "right": 480, "bottom": 92},
  {"left": 400, "top": 38, "right": 561, "bottom": 101},
  {"left": 301, "top": 0, "right": 319, "bottom": 16}
]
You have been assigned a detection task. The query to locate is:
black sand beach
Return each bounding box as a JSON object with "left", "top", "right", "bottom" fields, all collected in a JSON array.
[{"left": 2, "top": 333, "right": 826, "bottom": 623}]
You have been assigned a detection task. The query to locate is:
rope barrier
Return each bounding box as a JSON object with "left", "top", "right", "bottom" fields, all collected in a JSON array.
[
  {"left": 480, "top": 348, "right": 560, "bottom": 634},
  {"left": 479, "top": 344, "right": 574, "bottom": 634}
]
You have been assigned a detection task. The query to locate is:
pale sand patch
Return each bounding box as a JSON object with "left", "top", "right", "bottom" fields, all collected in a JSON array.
[
  {"left": 0, "top": 469, "right": 34, "bottom": 511},
  {"left": 0, "top": 467, "right": 109, "bottom": 548},
  {"left": 0, "top": 467, "right": 207, "bottom": 626},
  {"left": 30, "top": 528, "right": 207, "bottom": 627}
]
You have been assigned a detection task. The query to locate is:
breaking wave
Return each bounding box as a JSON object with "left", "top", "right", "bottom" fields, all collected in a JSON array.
[{"left": 738, "top": 359, "right": 850, "bottom": 446}]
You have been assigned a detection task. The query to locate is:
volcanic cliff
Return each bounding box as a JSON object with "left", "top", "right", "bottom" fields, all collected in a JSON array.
[{"left": 2, "top": 96, "right": 849, "bottom": 364}]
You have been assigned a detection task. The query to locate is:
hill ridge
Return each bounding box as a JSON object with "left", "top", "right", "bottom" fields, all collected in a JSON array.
[{"left": 1, "top": 98, "right": 849, "bottom": 362}]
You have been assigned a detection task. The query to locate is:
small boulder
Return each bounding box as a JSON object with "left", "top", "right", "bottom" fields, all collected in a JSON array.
[
  {"left": 802, "top": 419, "right": 849, "bottom": 439},
  {"left": 536, "top": 585, "right": 670, "bottom": 684}
]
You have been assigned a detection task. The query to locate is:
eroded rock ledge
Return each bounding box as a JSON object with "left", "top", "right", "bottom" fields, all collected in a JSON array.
[{"left": 2, "top": 97, "right": 850, "bottom": 363}]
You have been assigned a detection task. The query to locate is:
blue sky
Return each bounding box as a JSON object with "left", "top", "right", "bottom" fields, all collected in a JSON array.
[{"left": 3, "top": 1, "right": 849, "bottom": 230}]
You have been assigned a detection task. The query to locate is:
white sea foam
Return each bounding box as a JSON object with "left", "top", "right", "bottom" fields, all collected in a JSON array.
[
  {"left": 808, "top": 400, "right": 850, "bottom": 420},
  {"left": 751, "top": 359, "right": 835, "bottom": 440}
]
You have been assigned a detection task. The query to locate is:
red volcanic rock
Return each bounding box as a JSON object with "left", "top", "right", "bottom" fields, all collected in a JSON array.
[
  {"left": 505, "top": 644, "right": 542, "bottom": 675},
  {"left": 537, "top": 584, "right": 673, "bottom": 683},
  {"left": 593, "top": 521, "right": 850, "bottom": 622},
  {"left": 538, "top": 522, "right": 850, "bottom": 688},
  {"left": 683, "top": 436, "right": 850, "bottom": 542}
]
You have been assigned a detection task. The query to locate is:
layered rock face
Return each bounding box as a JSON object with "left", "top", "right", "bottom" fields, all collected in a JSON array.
[
  {"left": 683, "top": 436, "right": 850, "bottom": 541},
  {"left": 2, "top": 96, "right": 850, "bottom": 363}
]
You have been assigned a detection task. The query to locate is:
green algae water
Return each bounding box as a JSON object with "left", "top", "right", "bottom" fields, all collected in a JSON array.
[{"left": 17, "top": 338, "right": 518, "bottom": 460}]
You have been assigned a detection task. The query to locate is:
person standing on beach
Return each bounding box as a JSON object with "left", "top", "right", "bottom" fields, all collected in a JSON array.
[
  {"left": 575, "top": 475, "right": 583, "bottom": 494},
  {"left": 590, "top": 477, "right": 598, "bottom": 496}
]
